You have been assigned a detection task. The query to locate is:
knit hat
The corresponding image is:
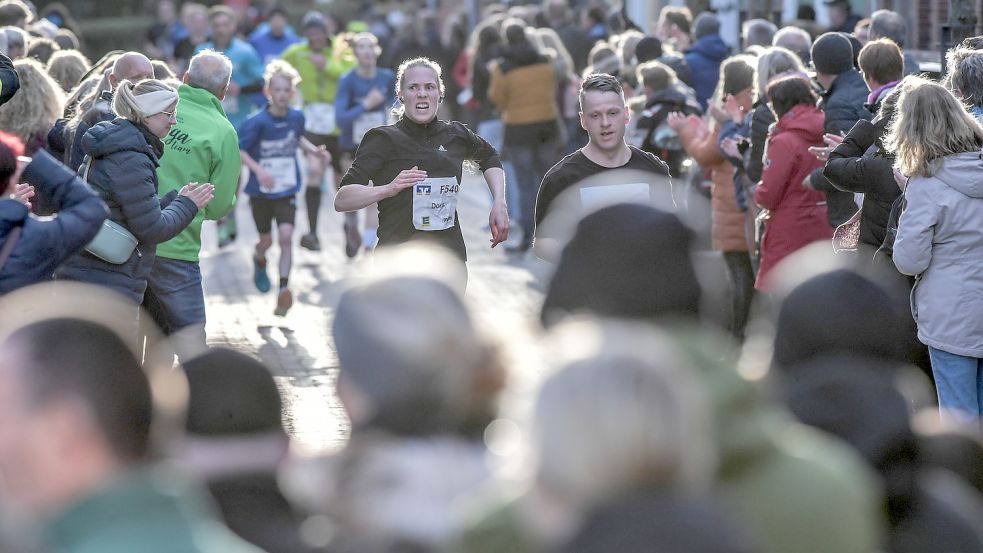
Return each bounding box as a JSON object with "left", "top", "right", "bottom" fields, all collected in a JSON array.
[
  {"left": 541, "top": 204, "right": 701, "bottom": 327},
  {"left": 811, "top": 32, "right": 855, "bottom": 75},
  {"left": 301, "top": 11, "right": 328, "bottom": 32},
  {"left": 183, "top": 348, "right": 284, "bottom": 436},
  {"left": 634, "top": 36, "right": 664, "bottom": 63},
  {"left": 332, "top": 275, "right": 489, "bottom": 435},
  {"left": 773, "top": 269, "right": 905, "bottom": 370}
]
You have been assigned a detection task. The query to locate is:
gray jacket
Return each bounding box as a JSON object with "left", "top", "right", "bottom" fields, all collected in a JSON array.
[{"left": 894, "top": 151, "right": 983, "bottom": 357}]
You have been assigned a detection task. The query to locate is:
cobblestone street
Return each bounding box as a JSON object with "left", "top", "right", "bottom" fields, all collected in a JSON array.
[{"left": 200, "top": 175, "right": 552, "bottom": 453}]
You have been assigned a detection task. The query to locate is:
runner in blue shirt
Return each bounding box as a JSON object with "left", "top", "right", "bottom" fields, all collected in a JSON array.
[
  {"left": 239, "top": 60, "right": 331, "bottom": 316},
  {"left": 249, "top": 7, "right": 300, "bottom": 64},
  {"left": 335, "top": 32, "right": 397, "bottom": 254}
]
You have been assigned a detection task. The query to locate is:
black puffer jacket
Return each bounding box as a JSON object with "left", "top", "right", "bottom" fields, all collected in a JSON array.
[
  {"left": 823, "top": 118, "right": 900, "bottom": 251},
  {"left": 55, "top": 118, "right": 198, "bottom": 303}
]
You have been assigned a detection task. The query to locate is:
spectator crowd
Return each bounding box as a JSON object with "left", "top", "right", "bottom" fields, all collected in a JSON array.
[{"left": 1, "top": 0, "right": 983, "bottom": 552}]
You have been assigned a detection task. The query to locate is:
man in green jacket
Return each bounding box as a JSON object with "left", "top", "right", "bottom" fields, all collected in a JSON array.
[
  {"left": 0, "top": 315, "right": 261, "bottom": 553},
  {"left": 145, "top": 49, "right": 240, "bottom": 358}
]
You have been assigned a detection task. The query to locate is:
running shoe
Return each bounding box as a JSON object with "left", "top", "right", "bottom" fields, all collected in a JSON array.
[
  {"left": 253, "top": 255, "right": 271, "bottom": 293},
  {"left": 274, "top": 288, "right": 293, "bottom": 316},
  {"left": 300, "top": 233, "right": 321, "bottom": 251},
  {"left": 344, "top": 220, "right": 361, "bottom": 258}
]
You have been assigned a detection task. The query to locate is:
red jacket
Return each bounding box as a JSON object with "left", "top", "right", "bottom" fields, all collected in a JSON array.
[{"left": 754, "top": 104, "right": 833, "bottom": 290}]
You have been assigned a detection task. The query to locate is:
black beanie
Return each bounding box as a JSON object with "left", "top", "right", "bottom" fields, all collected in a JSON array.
[
  {"left": 773, "top": 269, "right": 905, "bottom": 370},
  {"left": 541, "top": 204, "right": 701, "bottom": 327},
  {"left": 635, "top": 36, "right": 664, "bottom": 63},
  {"left": 811, "top": 32, "right": 855, "bottom": 75},
  {"left": 183, "top": 348, "right": 285, "bottom": 436}
]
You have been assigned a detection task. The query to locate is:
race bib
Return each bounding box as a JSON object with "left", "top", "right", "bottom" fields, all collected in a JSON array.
[
  {"left": 412, "top": 176, "right": 459, "bottom": 231},
  {"left": 221, "top": 94, "right": 240, "bottom": 115},
  {"left": 353, "top": 110, "right": 386, "bottom": 145},
  {"left": 259, "top": 156, "right": 297, "bottom": 194},
  {"left": 579, "top": 182, "right": 651, "bottom": 212},
  {"left": 305, "top": 103, "right": 336, "bottom": 135}
]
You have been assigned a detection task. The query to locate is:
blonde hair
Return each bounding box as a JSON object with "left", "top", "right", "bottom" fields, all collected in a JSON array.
[
  {"left": 534, "top": 319, "right": 716, "bottom": 509},
  {"left": 886, "top": 76, "right": 983, "bottom": 177},
  {"left": 112, "top": 79, "right": 176, "bottom": 126},
  {"left": 263, "top": 58, "right": 300, "bottom": 88},
  {"left": 393, "top": 57, "right": 444, "bottom": 120},
  {"left": 755, "top": 46, "right": 806, "bottom": 103},
  {"left": 46, "top": 49, "right": 90, "bottom": 92},
  {"left": 0, "top": 58, "right": 64, "bottom": 150}
]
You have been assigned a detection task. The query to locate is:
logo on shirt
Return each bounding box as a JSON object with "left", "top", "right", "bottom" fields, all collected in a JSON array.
[
  {"left": 421, "top": 216, "right": 431, "bottom": 227},
  {"left": 437, "top": 145, "right": 447, "bottom": 152},
  {"left": 416, "top": 184, "right": 431, "bottom": 195}
]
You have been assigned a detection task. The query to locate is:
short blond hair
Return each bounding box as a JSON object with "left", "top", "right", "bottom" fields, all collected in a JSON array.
[{"left": 263, "top": 58, "right": 300, "bottom": 88}]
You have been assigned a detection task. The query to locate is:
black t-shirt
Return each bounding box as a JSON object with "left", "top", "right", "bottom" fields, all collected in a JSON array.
[
  {"left": 340, "top": 117, "right": 502, "bottom": 260},
  {"left": 535, "top": 146, "right": 671, "bottom": 231}
]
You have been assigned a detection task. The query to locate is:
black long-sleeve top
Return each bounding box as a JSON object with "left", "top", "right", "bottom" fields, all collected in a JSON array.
[{"left": 340, "top": 116, "right": 502, "bottom": 260}]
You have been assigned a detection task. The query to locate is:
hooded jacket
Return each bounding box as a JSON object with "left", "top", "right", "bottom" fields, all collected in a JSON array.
[
  {"left": 489, "top": 44, "right": 559, "bottom": 146},
  {"left": 0, "top": 150, "right": 107, "bottom": 295},
  {"left": 684, "top": 35, "right": 729, "bottom": 110},
  {"left": 56, "top": 119, "right": 198, "bottom": 304},
  {"left": 754, "top": 104, "right": 832, "bottom": 290},
  {"left": 893, "top": 151, "right": 983, "bottom": 357},
  {"left": 155, "top": 84, "right": 240, "bottom": 263}
]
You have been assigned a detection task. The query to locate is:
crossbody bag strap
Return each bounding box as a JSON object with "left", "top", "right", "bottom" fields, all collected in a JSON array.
[{"left": 0, "top": 225, "right": 22, "bottom": 272}]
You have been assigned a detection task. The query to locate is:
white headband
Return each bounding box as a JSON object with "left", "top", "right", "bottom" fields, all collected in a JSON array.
[{"left": 133, "top": 89, "right": 179, "bottom": 117}]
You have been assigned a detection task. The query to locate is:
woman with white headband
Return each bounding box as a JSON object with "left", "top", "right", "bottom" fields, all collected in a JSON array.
[{"left": 56, "top": 79, "right": 214, "bottom": 307}]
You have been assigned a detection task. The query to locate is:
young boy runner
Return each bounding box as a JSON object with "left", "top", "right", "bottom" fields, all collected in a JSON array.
[{"left": 239, "top": 60, "right": 331, "bottom": 316}]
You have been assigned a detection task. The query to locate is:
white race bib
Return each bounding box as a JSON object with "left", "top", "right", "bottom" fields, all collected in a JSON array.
[
  {"left": 221, "top": 94, "right": 240, "bottom": 115},
  {"left": 579, "top": 182, "right": 651, "bottom": 212},
  {"left": 259, "top": 156, "right": 297, "bottom": 194},
  {"left": 412, "top": 176, "right": 459, "bottom": 231},
  {"left": 353, "top": 110, "right": 386, "bottom": 145},
  {"left": 304, "top": 103, "right": 336, "bottom": 135}
]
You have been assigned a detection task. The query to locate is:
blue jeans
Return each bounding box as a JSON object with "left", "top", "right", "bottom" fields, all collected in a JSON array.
[
  {"left": 143, "top": 257, "right": 207, "bottom": 358},
  {"left": 507, "top": 141, "right": 559, "bottom": 243},
  {"left": 928, "top": 346, "right": 983, "bottom": 423}
]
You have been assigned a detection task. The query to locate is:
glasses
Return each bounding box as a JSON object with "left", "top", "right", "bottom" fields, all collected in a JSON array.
[{"left": 158, "top": 110, "right": 176, "bottom": 118}]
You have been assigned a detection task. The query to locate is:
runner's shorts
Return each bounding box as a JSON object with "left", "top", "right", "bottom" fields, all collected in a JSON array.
[{"left": 250, "top": 195, "right": 297, "bottom": 234}]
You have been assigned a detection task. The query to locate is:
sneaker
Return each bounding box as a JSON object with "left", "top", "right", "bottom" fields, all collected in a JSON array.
[
  {"left": 253, "top": 255, "right": 271, "bottom": 293},
  {"left": 344, "top": 221, "right": 361, "bottom": 258},
  {"left": 274, "top": 288, "right": 293, "bottom": 316},
  {"left": 300, "top": 233, "right": 321, "bottom": 251}
]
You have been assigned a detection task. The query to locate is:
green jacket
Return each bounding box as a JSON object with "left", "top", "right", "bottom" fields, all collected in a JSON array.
[
  {"left": 42, "top": 465, "right": 263, "bottom": 553},
  {"left": 156, "top": 84, "right": 240, "bottom": 262},
  {"left": 281, "top": 41, "right": 356, "bottom": 108},
  {"left": 452, "top": 326, "right": 884, "bottom": 553}
]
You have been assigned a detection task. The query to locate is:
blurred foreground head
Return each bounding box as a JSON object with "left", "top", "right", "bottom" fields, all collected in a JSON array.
[
  {"left": 541, "top": 204, "right": 701, "bottom": 327},
  {"left": 773, "top": 269, "right": 905, "bottom": 370},
  {"left": 0, "top": 283, "right": 184, "bottom": 515},
  {"left": 536, "top": 318, "right": 715, "bottom": 511},
  {"left": 182, "top": 348, "right": 288, "bottom": 477},
  {"left": 332, "top": 246, "right": 501, "bottom": 437}
]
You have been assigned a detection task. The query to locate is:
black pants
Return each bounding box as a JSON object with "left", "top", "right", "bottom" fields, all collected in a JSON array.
[{"left": 723, "top": 251, "right": 755, "bottom": 340}]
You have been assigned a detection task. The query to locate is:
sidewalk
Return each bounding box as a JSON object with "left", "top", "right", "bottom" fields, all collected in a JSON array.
[{"left": 200, "top": 175, "right": 551, "bottom": 452}]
